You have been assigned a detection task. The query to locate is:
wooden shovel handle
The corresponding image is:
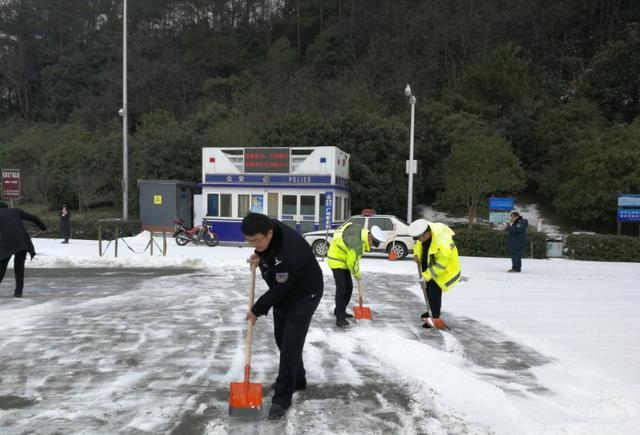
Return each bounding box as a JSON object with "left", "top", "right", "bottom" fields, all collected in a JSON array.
[
  {"left": 357, "top": 279, "right": 365, "bottom": 307},
  {"left": 244, "top": 263, "right": 257, "bottom": 381}
]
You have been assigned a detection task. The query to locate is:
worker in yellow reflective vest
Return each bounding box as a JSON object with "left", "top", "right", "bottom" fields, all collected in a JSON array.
[
  {"left": 327, "top": 222, "right": 385, "bottom": 327},
  {"left": 408, "top": 219, "right": 461, "bottom": 329}
]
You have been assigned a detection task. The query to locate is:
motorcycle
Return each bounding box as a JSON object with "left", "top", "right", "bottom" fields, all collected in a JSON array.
[{"left": 173, "top": 218, "right": 219, "bottom": 247}]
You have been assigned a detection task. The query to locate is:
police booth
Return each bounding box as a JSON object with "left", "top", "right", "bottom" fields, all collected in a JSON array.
[{"left": 199, "top": 146, "right": 351, "bottom": 242}]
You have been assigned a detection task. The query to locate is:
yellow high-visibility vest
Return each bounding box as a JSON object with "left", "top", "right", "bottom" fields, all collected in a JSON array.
[
  {"left": 327, "top": 222, "right": 371, "bottom": 280},
  {"left": 413, "top": 222, "right": 461, "bottom": 292}
]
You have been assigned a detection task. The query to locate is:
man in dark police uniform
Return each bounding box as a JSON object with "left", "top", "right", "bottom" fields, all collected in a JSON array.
[{"left": 241, "top": 212, "right": 324, "bottom": 420}]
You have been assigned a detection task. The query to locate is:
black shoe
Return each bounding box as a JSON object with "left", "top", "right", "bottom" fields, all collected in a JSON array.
[
  {"left": 268, "top": 403, "right": 287, "bottom": 419},
  {"left": 62, "top": 240, "right": 69, "bottom": 244},
  {"left": 13, "top": 291, "right": 22, "bottom": 298},
  {"left": 334, "top": 309, "right": 354, "bottom": 318},
  {"left": 421, "top": 321, "right": 433, "bottom": 329},
  {"left": 336, "top": 318, "right": 349, "bottom": 327},
  {"left": 420, "top": 312, "right": 431, "bottom": 320}
]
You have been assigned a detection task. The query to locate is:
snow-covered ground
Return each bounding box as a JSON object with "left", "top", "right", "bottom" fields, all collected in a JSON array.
[{"left": 1, "top": 233, "right": 639, "bottom": 434}]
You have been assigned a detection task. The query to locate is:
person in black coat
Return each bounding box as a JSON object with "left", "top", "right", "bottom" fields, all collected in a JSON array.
[
  {"left": 506, "top": 211, "right": 528, "bottom": 272},
  {"left": 0, "top": 201, "right": 47, "bottom": 297},
  {"left": 58, "top": 204, "right": 71, "bottom": 243},
  {"left": 241, "top": 212, "right": 323, "bottom": 420}
]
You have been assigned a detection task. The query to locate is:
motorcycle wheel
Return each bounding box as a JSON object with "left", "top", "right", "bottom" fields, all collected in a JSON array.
[
  {"left": 204, "top": 232, "right": 219, "bottom": 247},
  {"left": 175, "top": 231, "right": 190, "bottom": 246}
]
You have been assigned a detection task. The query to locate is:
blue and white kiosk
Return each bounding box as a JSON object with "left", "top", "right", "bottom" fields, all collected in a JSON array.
[{"left": 200, "top": 146, "right": 351, "bottom": 242}]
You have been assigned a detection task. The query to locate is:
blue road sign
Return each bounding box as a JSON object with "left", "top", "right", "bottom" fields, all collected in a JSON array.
[
  {"left": 489, "top": 197, "right": 514, "bottom": 211},
  {"left": 617, "top": 208, "right": 640, "bottom": 222}
]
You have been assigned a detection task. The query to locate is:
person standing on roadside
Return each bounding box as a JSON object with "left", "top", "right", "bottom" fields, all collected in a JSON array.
[
  {"left": 506, "top": 211, "right": 528, "bottom": 273},
  {"left": 0, "top": 201, "right": 47, "bottom": 298},
  {"left": 59, "top": 204, "right": 71, "bottom": 244},
  {"left": 241, "top": 212, "right": 323, "bottom": 420}
]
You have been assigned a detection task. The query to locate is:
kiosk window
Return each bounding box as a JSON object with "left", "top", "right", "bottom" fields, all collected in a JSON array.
[
  {"left": 238, "top": 194, "right": 265, "bottom": 216},
  {"left": 268, "top": 193, "right": 278, "bottom": 218},
  {"left": 238, "top": 194, "right": 250, "bottom": 217},
  {"left": 335, "top": 196, "right": 342, "bottom": 220},
  {"left": 207, "top": 193, "right": 232, "bottom": 217}
]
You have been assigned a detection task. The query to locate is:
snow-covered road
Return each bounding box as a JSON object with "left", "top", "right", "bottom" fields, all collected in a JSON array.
[{"left": 1, "top": 265, "right": 625, "bottom": 435}]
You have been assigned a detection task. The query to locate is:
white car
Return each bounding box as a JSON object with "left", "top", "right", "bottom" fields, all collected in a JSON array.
[{"left": 302, "top": 214, "right": 414, "bottom": 259}]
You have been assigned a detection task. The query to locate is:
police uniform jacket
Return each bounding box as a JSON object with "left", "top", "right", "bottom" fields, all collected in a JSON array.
[
  {"left": 0, "top": 208, "right": 47, "bottom": 260},
  {"left": 252, "top": 220, "right": 323, "bottom": 317}
]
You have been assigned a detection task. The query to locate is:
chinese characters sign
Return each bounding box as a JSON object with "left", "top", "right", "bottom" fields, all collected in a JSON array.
[
  {"left": 1, "top": 168, "right": 20, "bottom": 200},
  {"left": 244, "top": 148, "right": 290, "bottom": 173}
]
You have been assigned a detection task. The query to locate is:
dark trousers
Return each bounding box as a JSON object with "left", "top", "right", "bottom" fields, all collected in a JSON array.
[
  {"left": 332, "top": 268, "right": 353, "bottom": 319},
  {"left": 426, "top": 279, "right": 443, "bottom": 318},
  {"left": 0, "top": 250, "right": 27, "bottom": 295},
  {"left": 510, "top": 248, "right": 522, "bottom": 272},
  {"left": 60, "top": 221, "right": 71, "bottom": 242},
  {"left": 272, "top": 290, "right": 322, "bottom": 409}
]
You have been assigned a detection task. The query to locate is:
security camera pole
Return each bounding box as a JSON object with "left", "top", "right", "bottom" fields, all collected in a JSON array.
[
  {"left": 404, "top": 84, "right": 416, "bottom": 223},
  {"left": 121, "top": 0, "right": 128, "bottom": 220}
]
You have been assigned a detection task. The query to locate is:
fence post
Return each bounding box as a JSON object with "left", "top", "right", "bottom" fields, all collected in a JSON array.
[
  {"left": 530, "top": 241, "right": 534, "bottom": 259},
  {"left": 98, "top": 225, "right": 103, "bottom": 257},
  {"left": 115, "top": 226, "right": 119, "bottom": 258},
  {"left": 150, "top": 231, "right": 154, "bottom": 256},
  {"left": 163, "top": 232, "right": 167, "bottom": 256}
]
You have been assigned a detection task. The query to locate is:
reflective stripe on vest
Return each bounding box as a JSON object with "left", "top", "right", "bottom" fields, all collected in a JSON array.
[{"left": 445, "top": 271, "right": 461, "bottom": 287}]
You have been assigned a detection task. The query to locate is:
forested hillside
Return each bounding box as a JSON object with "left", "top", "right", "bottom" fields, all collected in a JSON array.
[{"left": 1, "top": 0, "right": 639, "bottom": 231}]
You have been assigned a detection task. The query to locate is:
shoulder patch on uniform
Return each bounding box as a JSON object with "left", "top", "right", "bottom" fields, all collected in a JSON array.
[{"left": 275, "top": 272, "right": 289, "bottom": 283}]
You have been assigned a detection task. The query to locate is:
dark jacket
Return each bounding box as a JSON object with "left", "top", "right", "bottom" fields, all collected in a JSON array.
[
  {"left": 252, "top": 220, "right": 324, "bottom": 317},
  {"left": 59, "top": 209, "right": 71, "bottom": 236},
  {"left": 0, "top": 208, "right": 47, "bottom": 260},
  {"left": 507, "top": 216, "right": 528, "bottom": 251}
]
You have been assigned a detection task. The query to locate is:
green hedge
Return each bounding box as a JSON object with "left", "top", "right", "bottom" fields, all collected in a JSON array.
[
  {"left": 566, "top": 233, "right": 640, "bottom": 262},
  {"left": 34, "top": 218, "right": 142, "bottom": 240},
  {"left": 453, "top": 227, "right": 548, "bottom": 259}
]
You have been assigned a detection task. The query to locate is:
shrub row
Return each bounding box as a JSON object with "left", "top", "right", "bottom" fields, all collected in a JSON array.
[
  {"left": 453, "top": 227, "right": 548, "bottom": 259},
  {"left": 34, "top": 218, "right": 142, "bottom": 240},
  {"left": 566, "top": 233, "right": 640, "bottom": 262}
]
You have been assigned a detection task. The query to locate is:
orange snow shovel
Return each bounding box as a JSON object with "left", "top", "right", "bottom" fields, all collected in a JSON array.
[
  {"left": 353, "top": 279, "right": 372, "bottom": 320},
  {"left": 229, "top": 263, "right": 263, "bottom": 417},
  {"left": 388, "top": 224, "right": 399, "bottom": 261}
]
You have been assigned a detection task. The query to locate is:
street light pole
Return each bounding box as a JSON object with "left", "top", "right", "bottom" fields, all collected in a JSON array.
[
  {"left": 122, "top": 0, "right": 128, "bottom": 220},
  {"left": 405, "top": 84, "right": 416, "bottom": 223}
]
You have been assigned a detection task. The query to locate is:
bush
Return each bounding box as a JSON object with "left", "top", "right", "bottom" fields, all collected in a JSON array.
[
  {"left": 35, "top": 218, "right": 142, "bottom": 240},
  {"left": 566, "top": 233, "right": 640, "bottom": 262},
  {"left": 453, "top": 227, "right": 547, "bottom": 259}
]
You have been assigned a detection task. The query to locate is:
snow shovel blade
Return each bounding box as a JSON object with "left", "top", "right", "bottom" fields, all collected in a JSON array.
[
  {"left": 353, "top": 305, "right": 372, "bottom": 320},
  {"left": 229, "top": 378, "right": 263, "bottom": 417},
  {"left": 433, "top": 318, "right": 450, "bottom": 330}
]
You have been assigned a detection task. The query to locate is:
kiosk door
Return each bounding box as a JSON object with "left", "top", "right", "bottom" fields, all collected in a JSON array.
[
  {"left": 282, "top": 195, "right": 298, "bottom": 230},
  {"left": 299, "top": 195, "right": 316, "bottom": 233},
  {"left": 281, "top": 194, "right": 317, "bottom": 233}
]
